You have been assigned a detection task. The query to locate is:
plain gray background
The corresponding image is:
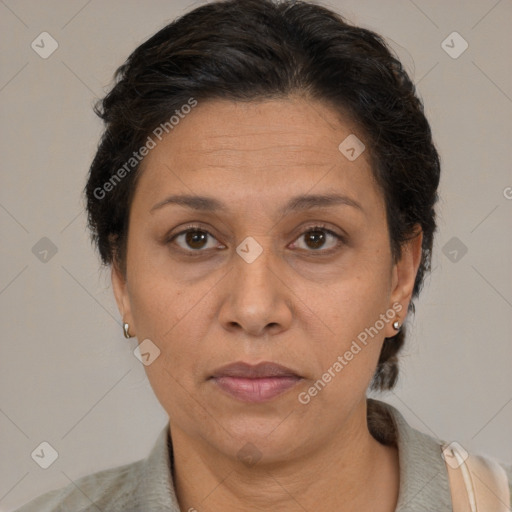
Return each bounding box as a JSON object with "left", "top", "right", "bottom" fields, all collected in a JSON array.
[{"left": 1, "top": 0, "right": 511, "bottom": 510}]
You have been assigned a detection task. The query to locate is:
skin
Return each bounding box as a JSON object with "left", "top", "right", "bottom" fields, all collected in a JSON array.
[{"left": 112, "top": 96, "right": 423, "bottom": 512}]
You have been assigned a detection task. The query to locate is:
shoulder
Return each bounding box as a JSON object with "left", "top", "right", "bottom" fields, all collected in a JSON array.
[
  {"left": 369, "top": 398, "right": 512, "bottom": 510},
  {"left": 13, "top": 458, "right": 147, "bottom": 512},
  {"left": 504, "top": 463, "right": 512, "bottom": 506},
  {"left": 446, "top": 449, "right": 512, "bottom": 510},
  {"left": 496, "top": 460, "right": 511, "bottom": 508},
  {"left": 13, "top": 422, "right": 178, "bottom": 512}
]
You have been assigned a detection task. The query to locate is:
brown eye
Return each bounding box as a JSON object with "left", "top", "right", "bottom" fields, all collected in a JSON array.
[
  {"left": 304, "top": 230, "right": 327, "bottom": 249},
  {"left": 293, "top": 227, "right": 343, "bottom": 252},
  {"left": 185, "top": 230, "right": 208, "bottom": 249},
  {"left": 173, "top": 229, "right": 218, "bottom": 251}
]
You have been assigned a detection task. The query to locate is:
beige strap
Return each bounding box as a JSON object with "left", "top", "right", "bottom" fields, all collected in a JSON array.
[{"left": 443, "top": 442, "right": 511, "bottom": 512}]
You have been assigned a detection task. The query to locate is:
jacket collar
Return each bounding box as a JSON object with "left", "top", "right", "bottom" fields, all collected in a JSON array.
[
  {"left": 372, "top": 399, "right": 453, "bottom": 511},
  {"left": 143, "top": 398, "right": 453, "bottom": 511}
]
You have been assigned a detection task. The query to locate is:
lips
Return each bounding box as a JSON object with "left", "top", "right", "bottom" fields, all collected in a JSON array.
[
  {"left": 210, "top": 361, "right": 301, "bottom": 379},
  {"left": 209, "top": 362, "right": 302, "bottom": 403}
]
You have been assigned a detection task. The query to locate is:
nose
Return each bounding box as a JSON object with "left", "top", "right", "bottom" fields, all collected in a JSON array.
[{"left": 218, "top": 242, "right": 293, "bottom": 337}]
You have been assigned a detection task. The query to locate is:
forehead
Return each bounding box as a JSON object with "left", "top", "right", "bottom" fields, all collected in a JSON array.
[{"left": 133, "top": 97, "right": 381, "bottom": 213}]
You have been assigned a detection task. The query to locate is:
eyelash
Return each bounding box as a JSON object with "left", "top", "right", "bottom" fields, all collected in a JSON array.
[{"left": 167, "top": 223, "right": 345, "bottom": 256}]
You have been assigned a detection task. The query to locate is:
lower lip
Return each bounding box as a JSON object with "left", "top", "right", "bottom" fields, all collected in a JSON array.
[{"left": 211, "top": 376, "right": 302, "bottom": 403}]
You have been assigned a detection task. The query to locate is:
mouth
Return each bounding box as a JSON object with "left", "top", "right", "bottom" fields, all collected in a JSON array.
[{"left": 209, "top": 362, "right": 303, "bottom": 403}]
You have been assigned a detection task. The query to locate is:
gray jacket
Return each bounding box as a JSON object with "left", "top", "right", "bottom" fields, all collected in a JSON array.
[{"left": 14, "top": 399, "right": 512, "bottom": 511}]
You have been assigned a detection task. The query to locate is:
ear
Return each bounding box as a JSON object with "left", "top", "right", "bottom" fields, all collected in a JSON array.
[
  {"left": 111, "top": 262, "right": 135, "bottom": 337},
  {"left": 387, "top": 225, "right": 423, "bottom": 335}
]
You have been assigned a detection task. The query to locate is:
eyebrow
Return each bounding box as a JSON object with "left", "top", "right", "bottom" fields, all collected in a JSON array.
[{"left": 150, "top": 193, "right": 363, "bottom": 215}]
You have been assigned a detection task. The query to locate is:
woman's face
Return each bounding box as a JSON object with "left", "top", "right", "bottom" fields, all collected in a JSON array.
[{"left": 113, "top": 96, "right": 422, "bottom": 463}]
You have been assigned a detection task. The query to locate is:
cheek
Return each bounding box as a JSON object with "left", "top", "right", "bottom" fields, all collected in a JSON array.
[
  {"left": 295, "top": 263, "right": 391, "bottom": 386},
  {"left": 129, "top": 280, "right": 206, "bottom": 420},
  {"left": 297, "top": 257, "right": 392, "bottom": 339},
  {"left": 295, "top": 281, "right": 389, "bottom": 414},
  {"left": 128, "top": 264, "right": 215, "bottom": 380}
]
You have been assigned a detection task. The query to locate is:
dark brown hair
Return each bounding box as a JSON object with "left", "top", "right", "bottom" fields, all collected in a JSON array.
[{"left": 85, "top": 0, "right": 440, "bottom": 391}]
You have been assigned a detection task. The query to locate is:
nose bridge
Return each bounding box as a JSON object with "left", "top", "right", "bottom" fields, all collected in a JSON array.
[
  {"left": 219, "top": 234, "right": 292, "bottom": 335},
  {"left": 233, "top": 234, "right": 279, "bottom": 302}
]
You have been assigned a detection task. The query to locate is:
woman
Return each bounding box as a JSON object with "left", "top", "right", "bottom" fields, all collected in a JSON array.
[{"left": 15, "top": 0, "right": 511, "bottom": 511}]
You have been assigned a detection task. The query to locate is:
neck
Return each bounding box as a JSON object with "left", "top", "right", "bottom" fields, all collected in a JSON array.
[{"left": 170, "top": 399, "right": 399, "bottom": 512}]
